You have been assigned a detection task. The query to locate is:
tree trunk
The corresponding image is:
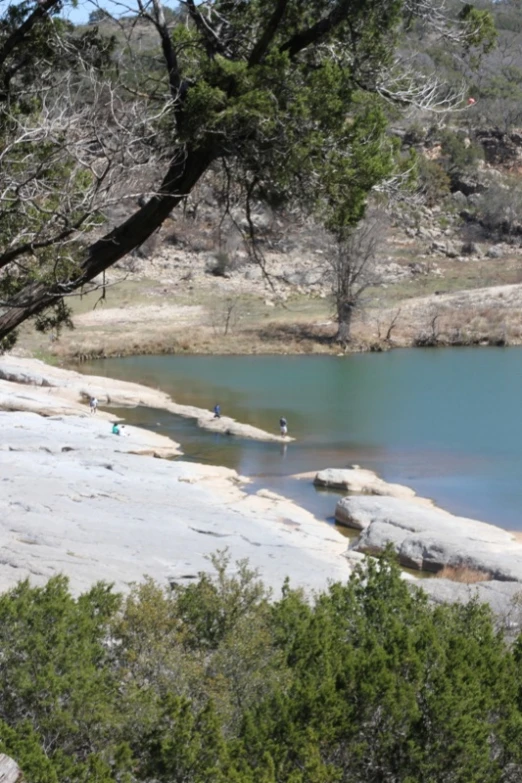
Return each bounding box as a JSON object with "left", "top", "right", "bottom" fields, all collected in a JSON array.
[
  {"left": 335, "top": 301, "right": 354, "bottom": 346},
  {"left": 0, "top": 754, "right": 23, "bottom": 783},
  {"left": 0, "top": 144, "right": 215, "bottom": 340}
]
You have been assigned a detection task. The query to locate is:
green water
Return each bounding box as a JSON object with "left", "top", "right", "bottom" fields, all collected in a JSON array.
[{"left": 79, "top": 348, "right": 522, "bottom": 530}]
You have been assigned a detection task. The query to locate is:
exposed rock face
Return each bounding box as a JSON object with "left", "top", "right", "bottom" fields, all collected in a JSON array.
[
  {"left": 0, "top": 357, "right": 291, "bottom": 443},
  {"left": 343, "top": 496, "right": 522, "bottom": 582},
  {"left": 475, "top": 129, "right": 522, "bottom": 167},
  {"left": 0, "top": 410, "right": 350, "bottom": 596},
  {"left": 315, "top": 467, "right": 418, "bottom": 499},
  {"left": 419, "top": 578, "right": 522, "bottom": 621},
  {"left": 0, "top": 755, "right": 23, "bottom": 783}
]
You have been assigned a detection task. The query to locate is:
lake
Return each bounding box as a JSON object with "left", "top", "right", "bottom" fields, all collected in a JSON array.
[{"left": 79, "top": 348, "right": 522, "bottom": 530}]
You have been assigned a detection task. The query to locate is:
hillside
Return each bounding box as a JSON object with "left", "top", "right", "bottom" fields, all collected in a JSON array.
[
  {"left": 12, "top": 122, "right": 522, "bottom": 360},
  {"left": 3, "top": 0, "right": 522, "bottom": 357}
]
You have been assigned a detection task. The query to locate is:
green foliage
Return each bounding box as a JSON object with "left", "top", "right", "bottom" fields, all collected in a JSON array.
[
  {"left": 459, "top": 4, "right": 497, "bottom": 55},
  {"left": 440, "top": 128, "right": 484, "bottom": 174},
  {"left": 0, "top": 555, "right": 522, "bottom": 783},
  {"left": 417, "top": 156, "right": 451, "bottom": 207}
]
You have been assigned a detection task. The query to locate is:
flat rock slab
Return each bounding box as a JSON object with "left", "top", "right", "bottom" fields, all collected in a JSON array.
[
  {"left": 0, "top": 356, "right": 291, "bottom": 443},
  {"left": 0, "top": 411, "right": 181, "bottom": 459},
  {"left": 344, "top": 495, "right": 522, "bottom": 582},
  {"left": 0, "top": 412, "right": 350, "bottom": 596},
  {"left": 315, "top": 468, "right": 420, "bottom": 500},
  {"left": 419, "top": 578, "right": 522, "bottom": 620}
]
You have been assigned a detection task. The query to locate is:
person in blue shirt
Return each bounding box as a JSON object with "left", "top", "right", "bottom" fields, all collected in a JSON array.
[{"left": 213, "top": 404, "right": 221, "bottom": 419}]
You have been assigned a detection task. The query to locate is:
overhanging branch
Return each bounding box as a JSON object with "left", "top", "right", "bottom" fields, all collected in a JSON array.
[
  {"left": 280, "top": 0, "right": 351, "bottom": 59},
  {"left": 0, "top": 0, "right": 60, "bottom": 68},
  {"left": 249, "top": 0, "right": 289, "bottom": 66}
]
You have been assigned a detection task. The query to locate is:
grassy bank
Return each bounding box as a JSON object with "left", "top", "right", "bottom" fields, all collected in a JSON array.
[{"left": 14, "top": 249, "right": 522, "bottom": 362}]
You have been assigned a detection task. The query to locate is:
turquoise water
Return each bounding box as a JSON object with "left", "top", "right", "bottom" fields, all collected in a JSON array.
[{"left": 80, "top": 348, "right": 522, "bottom": 530}]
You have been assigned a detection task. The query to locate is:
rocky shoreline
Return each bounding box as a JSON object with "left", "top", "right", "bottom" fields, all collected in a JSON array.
[
  {"left": 314, "top": 468, "right": 522, "bottom": 620},
  {"left": 0, "top": 357, "right": 351, "bottom": 596},
  {"left": 0, "top": 356, "right": 292, "bottom": 444},
  {"left": 1, "top": 356, "right": 522, "bottom": 621}
]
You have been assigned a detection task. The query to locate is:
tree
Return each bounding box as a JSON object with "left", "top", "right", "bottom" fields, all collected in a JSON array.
[
  {"left": 0, "top": 557, "right": 522, "bottom": 782},
  {"left": 88, "top": 8, "right": 111, "bottom": 24},
  {"left": 326, "top": 210, "right": 385, "bottom": 345},
  {"left": 0, "top": 0, "right": 494, "bottom": 346}
]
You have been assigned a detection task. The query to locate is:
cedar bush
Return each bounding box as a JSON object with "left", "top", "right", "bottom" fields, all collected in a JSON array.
[{"left": 0, "top": 553, "right": 521, "bottom": 783}]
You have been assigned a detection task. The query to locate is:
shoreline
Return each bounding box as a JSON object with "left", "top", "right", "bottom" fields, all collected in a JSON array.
[
  {"left": 1, "top": 355, "right": 522, "bottom": 616},
  {"left": 15, "top": 280, "right": 522, "bottom": 364},
  {"left": 25, "top": 331, "right": 522, "bottom": 365},
  {"left": 0, "top": 355, "right": 292, "bottom": 445},
  {"left": 0, "top": 355, "right": 353, "bottom": 596}
]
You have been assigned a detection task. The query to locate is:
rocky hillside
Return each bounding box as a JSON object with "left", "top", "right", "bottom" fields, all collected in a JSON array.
[{"left": 13, "top": 125, "right": 522, "bottom": 360}]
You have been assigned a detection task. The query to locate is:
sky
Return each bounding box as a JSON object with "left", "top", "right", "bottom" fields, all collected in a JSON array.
[{"left": 0, "top": 0, "right": 179, "bottom": 25}]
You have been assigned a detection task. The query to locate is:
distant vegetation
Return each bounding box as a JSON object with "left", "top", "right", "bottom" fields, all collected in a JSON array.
[{"left": 1, "top": 553, "right": 522, "bottom": 783}]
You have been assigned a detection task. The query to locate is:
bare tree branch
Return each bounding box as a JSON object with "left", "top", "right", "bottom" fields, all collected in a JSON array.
[
  {"left": 183, "top": 0, "right": 228, "bottom": 58},
  {"left": 137, "top": 0, "right": 184, "bottom": 128}
]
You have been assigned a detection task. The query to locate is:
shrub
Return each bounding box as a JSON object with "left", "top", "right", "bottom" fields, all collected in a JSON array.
[
  {"left": 475, "top": 177, "right": 522, "bottom": 237},
  {"left": 1, "top": 556, "right": 522, "bottom": 783},
  {"left": 417, "top": 157, "right": 451, "bottom": 207},
  {"left": 439, "top": 128, "right": 484, "bottom": 187}
]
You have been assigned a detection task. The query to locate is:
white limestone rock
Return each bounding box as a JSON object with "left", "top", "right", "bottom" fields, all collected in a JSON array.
[
  {"left": 0, "top": 412, "right": 349, "bottom": 596},
  {"left": 315, "top": 467, "right": 418, "bottom": 500},
  {"left": 344, "top": 496, "right": 522, "bottom": 581},
  {"left": 0, "top": 356, "right": 290, "bottom": 443}
]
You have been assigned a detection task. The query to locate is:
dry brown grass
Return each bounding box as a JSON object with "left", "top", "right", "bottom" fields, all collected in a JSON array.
[
  {"left": 435, "top": 565, "right": 492, "bottom": 583},
  {"left": 42, "top": 321, "right": 352, "bottom": 362},
  {"left": 13, "top": 237, "right": 522, "bottom": 361}
]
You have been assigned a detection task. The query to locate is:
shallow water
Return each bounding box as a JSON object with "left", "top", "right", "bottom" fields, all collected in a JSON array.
[{"left": 79, "top": 348, "right": 522, "bottom": 530}]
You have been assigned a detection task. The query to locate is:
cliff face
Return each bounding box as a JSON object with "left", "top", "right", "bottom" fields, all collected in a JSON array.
[{"left": 474, "top": 129, "right": 522, "bottom": 168}]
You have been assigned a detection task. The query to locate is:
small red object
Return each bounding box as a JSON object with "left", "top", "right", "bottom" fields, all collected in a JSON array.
[{"left": 467, "top": 97, "right": 476, "bottom": 105}]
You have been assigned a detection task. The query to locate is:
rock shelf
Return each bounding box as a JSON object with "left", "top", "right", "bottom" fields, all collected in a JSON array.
[
  {"left": 0, "top": 358, "right": 347, "bottom": 595},
  {"left": 0, "top": 356, "right": 293, "bottom": 443}
]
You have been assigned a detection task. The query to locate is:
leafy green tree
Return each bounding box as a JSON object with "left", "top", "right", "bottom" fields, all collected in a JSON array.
[
  {"left": 0, "top": 555, "right": 521, "bottom": 783},
  {"left": 0, "top": 0, "right": 494, "bottom": 344},
  {"left": 0, "top": 577, "right": 124, "bottom": 783},
  {"left": 0, "top": 578, "right": 120, "bottom": 748},
  {"left": 236, "top": 556, "right": 522, "bottom": 782}
]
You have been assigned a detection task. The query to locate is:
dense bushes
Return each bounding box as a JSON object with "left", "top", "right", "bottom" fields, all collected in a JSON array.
[
  {"left": 1, "top": 553, "right": 522, "bottom": 783},
  {"left": 474, "top": 176, "right": 522, "bottom": 237}
]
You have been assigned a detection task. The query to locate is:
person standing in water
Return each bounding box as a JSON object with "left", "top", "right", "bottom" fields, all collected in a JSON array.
[
  {"left": 279, "top": 416, "right": 288, "bottom": 436},
  {"left": 213, "top": 404, "right": 221, "bottom": 419}
]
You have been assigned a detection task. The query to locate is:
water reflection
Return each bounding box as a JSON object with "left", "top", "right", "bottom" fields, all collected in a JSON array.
[{"left": 80, "top": 349, "right": 522, "bottom": 529}]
